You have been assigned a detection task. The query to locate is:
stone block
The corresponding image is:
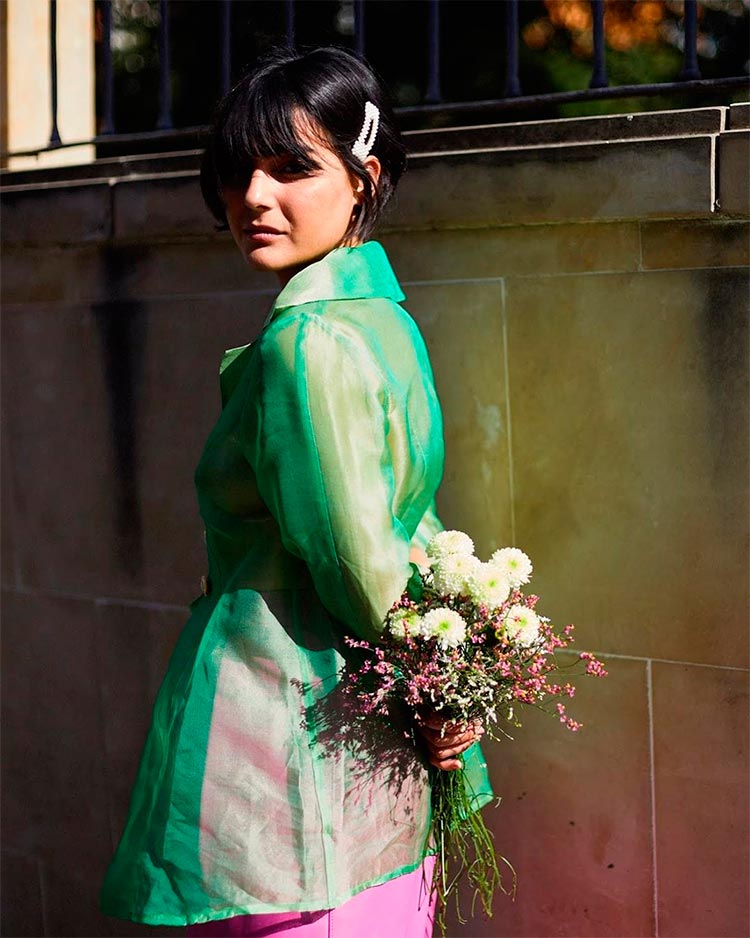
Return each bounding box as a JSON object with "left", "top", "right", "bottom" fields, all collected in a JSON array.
[
  {"left": 102, "top": 238, "right": 273, "bottom": 300},
  {"left": 397, "top": 137, "right": 715, "bottom": 228},
  {"left": 1, "top": 299, "right": 126, "bottom": 598},
  {"left": 447, "top": 657, "right": 652, "bottom": 936},
  {"left": 0, "top": 148, "right": 202, "bottom": 188},
  {"left": 97, "top": 602, "right": 185, "bottom": 844},
  {"left": 112, "top": 172, "right": 212, "bottom": 242},
  {"left": 504, "top": 268, "right": 748, "bottom": 667},
  {"left": 0, "top": 592, "right": 111, "bottom": 872},
  {"left": 2, "top": 593, "right": 184, "bottom": 936},
  {"left": 728, "top": 102, "right": 750, "bottom": 130},
  {"left": 0, "top": 850, "right": 45, "bottom": 937},
  {"left": 0, "top": 179, "right": 111, "bottom": 245},
  {"left": 382, "top": 223, "right": 640, "bottom": 280},
  {"left": 0, "top": 238, "right": 273, "bottom": 308},
  {"left": 403, "top": 281, "right": 512, "bottom": 557},
  {"left": 0, "top": 245, "right": 103, "bottom": 306},
  {"left": 2, "top": 292, "right": 268, "bottom": 603},
  {"left": 129, "top": 292, "right": 269, "bottom": 603},
  {"left": 640, "top": 219, "right": 750, "bottom": 270},
  {"left": 0, "top": 593, "right": 186, "bottom": 935},
  {"left": 41, "top": 862, "right": 113, "bottom": 937},
  {"left": 652, "top": 663, "right": 749, "bottom": 937},
  {"left": 1, "top": 433, "right": 18, "bottom": 589},
  {"left": 405, "top": 107, "right": 726, "bottom": 154},
  {"left": 719, "top": 130, "right": 750, "bottom": 217},
  {"left": 42, "top": 862, "right": 183, "bottom": 936}
]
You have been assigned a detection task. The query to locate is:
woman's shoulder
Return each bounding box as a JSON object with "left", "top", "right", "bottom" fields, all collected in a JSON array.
[
  {"left": 254, "top": 302, "right": 386, "bottom": 387},
  {"left": 251, "top": 295, "right": 437, "bottom": 414},
  {"left": 259, "top": 295, "right": 419, "bottom": 362}
]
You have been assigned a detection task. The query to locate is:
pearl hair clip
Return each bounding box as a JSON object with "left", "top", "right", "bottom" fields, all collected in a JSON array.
[{"left": 351, "top": 101, "right": 380, "bottom": 161}]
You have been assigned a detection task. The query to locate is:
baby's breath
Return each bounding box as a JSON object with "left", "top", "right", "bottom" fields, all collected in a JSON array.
[{"left": 340, "top": 531, "right": 607, "bottom": 936}]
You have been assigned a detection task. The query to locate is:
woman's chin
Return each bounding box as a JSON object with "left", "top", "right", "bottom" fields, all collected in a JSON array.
[{"left": 244, "top": 249, "right": 282, "bottom": 272}]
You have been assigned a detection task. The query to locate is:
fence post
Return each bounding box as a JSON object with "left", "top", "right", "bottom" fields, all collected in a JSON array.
[{"left": 1, "top": 0, "right": 94, "bottom": 169}]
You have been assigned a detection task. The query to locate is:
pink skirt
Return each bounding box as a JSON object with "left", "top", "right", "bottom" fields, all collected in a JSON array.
[{"left": 186, "top": 857, "right": 437, "bottom": 937}]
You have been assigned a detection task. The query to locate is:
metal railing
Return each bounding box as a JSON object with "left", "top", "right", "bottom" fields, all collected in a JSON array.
[{"left": 11, "top": 0, "right": 750, "bottom": 160}]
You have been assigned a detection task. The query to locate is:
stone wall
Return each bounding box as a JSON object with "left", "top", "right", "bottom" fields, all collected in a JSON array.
[{"left": 1, "top": 105, "right": 748, "bottom": 937}]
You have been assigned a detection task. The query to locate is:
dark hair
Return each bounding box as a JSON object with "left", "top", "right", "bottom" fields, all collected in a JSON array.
[{"left": 200, "top": 46, "right": 407, "bottom": 243}]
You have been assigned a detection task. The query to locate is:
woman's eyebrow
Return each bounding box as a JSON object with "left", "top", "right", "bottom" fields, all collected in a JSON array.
[{"left": 270, "top": 149, "right": 313, "bottom": 162}]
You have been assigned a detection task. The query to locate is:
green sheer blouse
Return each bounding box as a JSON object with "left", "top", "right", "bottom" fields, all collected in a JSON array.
[{"left": 99, "top": 241, "right": 493, "bottom": 927}]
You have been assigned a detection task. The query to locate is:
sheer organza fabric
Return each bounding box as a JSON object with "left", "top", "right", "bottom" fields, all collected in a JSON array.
[
  {"left": 185, "top": 856, "right": 437, "bottom": 937},
  {"left": 100, "top": 242, "right": 493, "bottom": 927}
]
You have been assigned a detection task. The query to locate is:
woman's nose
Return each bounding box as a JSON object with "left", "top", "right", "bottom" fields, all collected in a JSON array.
[{"left": 244, "top": 169, "right": 272, "bottom": 210}]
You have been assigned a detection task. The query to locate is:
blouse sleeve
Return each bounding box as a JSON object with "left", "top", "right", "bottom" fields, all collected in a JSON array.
[
  {"left": 241, "top": 311, "right": 418, "bottom": 642},
  {"left": 411, "top": 501, "right": 444, "bottom": 552}
]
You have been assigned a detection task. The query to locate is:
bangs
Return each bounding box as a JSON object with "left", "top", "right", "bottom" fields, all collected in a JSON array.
[{"left": 210, "top": 81, "right": 330, "bottom": 186}]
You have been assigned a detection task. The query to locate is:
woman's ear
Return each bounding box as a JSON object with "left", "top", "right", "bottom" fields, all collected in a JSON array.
[
  {"left": 354, "top": 155, "right": 382, "bottom": 202},
  {"left": 364, "top": 154, "right": 382, "bottom": 189}
]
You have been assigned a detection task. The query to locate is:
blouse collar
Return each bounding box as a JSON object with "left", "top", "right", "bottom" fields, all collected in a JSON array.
[
  {"left": 220, "top": 241, "right": 404, "bottom": 385},
  {"left": 268, "top": 240, "right": 405, "bottom": 321}
]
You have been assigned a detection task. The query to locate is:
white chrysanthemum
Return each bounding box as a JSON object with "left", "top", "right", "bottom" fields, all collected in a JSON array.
[
  {"left": 466, "top": 561, "right": 511, "bottom": 610},
  {"left": 432, "top": 553, "right": 480, "bottom": 596},
  {"left": 490, "top": 547, "right": 533, "bottom": 588},
  {"left": 420, "top": 607, "right": 468, "bottom": 648},
  {"left": 503, "top": 604, "right": 541, "bottom": 647},
  {"left": 388, "top": 609, "right": 422, "bottom": 641},
  {"left": 426, "top": 529, "right": 475, "bottom": 561}
]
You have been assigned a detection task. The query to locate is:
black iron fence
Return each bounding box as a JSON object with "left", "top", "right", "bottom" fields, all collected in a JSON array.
[{"left": 6, "top": 0, "right": 750, "bottom": 160}]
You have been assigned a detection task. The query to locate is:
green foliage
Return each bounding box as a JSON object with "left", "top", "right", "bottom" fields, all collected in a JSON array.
[{"left": 525, "top": 42, "right": 686, "bottom": 117}]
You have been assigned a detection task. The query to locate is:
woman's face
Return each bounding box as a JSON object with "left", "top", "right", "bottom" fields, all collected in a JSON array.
[{"left": 221, "top": 115, "right": 381, "bottom": 287}]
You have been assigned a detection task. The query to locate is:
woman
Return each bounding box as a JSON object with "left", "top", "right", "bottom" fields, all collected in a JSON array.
[{"left": 100, "top": 46, "right": 492, "bottom": 936}]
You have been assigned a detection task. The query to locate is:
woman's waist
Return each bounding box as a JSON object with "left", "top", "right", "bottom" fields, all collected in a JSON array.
[{"left": 200, "top": 526, "right": 311, "bottom": 596}]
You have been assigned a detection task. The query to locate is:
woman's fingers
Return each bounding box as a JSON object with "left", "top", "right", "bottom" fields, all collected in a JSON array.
[
  {"left": 430, "top": 740, "right": 473, "bottom": 759},
  {"left": 424, "top": 733, "right": 477, "bottom": 752},
  {"left": 429, "top": 754, "right": 463, "bottom": 771},
  {"left": 419, "top": 725, "right": 483, "bottom": 747},
  {"left": 421, "top": 731, "right": 481, "bottom": 771},
  {"left": 427, "top": 743, "right": 471, "bottom": 770},
  {"left": 414, "top": 713, "right": 485, "bottom": 771},
  {"left": 420, "top": 715, "right": 483, "bottom": 735}
]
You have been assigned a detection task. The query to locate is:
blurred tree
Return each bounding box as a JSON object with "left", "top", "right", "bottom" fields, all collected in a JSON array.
[{"left": 520, "top": 0, "right": 749, "bottom": 115}]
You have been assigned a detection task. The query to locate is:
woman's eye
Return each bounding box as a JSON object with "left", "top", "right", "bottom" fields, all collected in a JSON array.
[{"left": 279, "top": 159, "right": 312, "bottom": 175}]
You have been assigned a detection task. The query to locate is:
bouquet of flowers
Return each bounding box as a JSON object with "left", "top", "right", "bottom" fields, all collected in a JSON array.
[{"left": 341, "top": 530, "right": 608, "bottom": 931}]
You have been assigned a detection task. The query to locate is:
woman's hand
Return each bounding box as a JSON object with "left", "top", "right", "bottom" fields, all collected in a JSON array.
[
  {"left": 409, "top": 546, "right": 429, "bottom": 570},
  {"left": 415, "top": 712, "right": 484, "bottom": 771}
]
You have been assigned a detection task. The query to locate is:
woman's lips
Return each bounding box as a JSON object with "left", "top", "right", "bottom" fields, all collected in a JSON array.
[{"left": 245, "top": 228, "right": 283, "bottom": 244}]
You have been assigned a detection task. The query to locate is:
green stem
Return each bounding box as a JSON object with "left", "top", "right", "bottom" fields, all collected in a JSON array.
[{"left": 428, "top": 768, "right": 517, "bottom": 937}]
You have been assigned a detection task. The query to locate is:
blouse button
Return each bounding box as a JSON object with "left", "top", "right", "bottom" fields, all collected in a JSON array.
[{"left": 200, "top": 575, "right": 211, "bottom": 596}]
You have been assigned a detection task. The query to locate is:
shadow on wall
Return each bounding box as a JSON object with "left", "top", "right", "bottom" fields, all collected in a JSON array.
[{"left": 92, "top": 247, "right": 149, "bottom": 579}]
